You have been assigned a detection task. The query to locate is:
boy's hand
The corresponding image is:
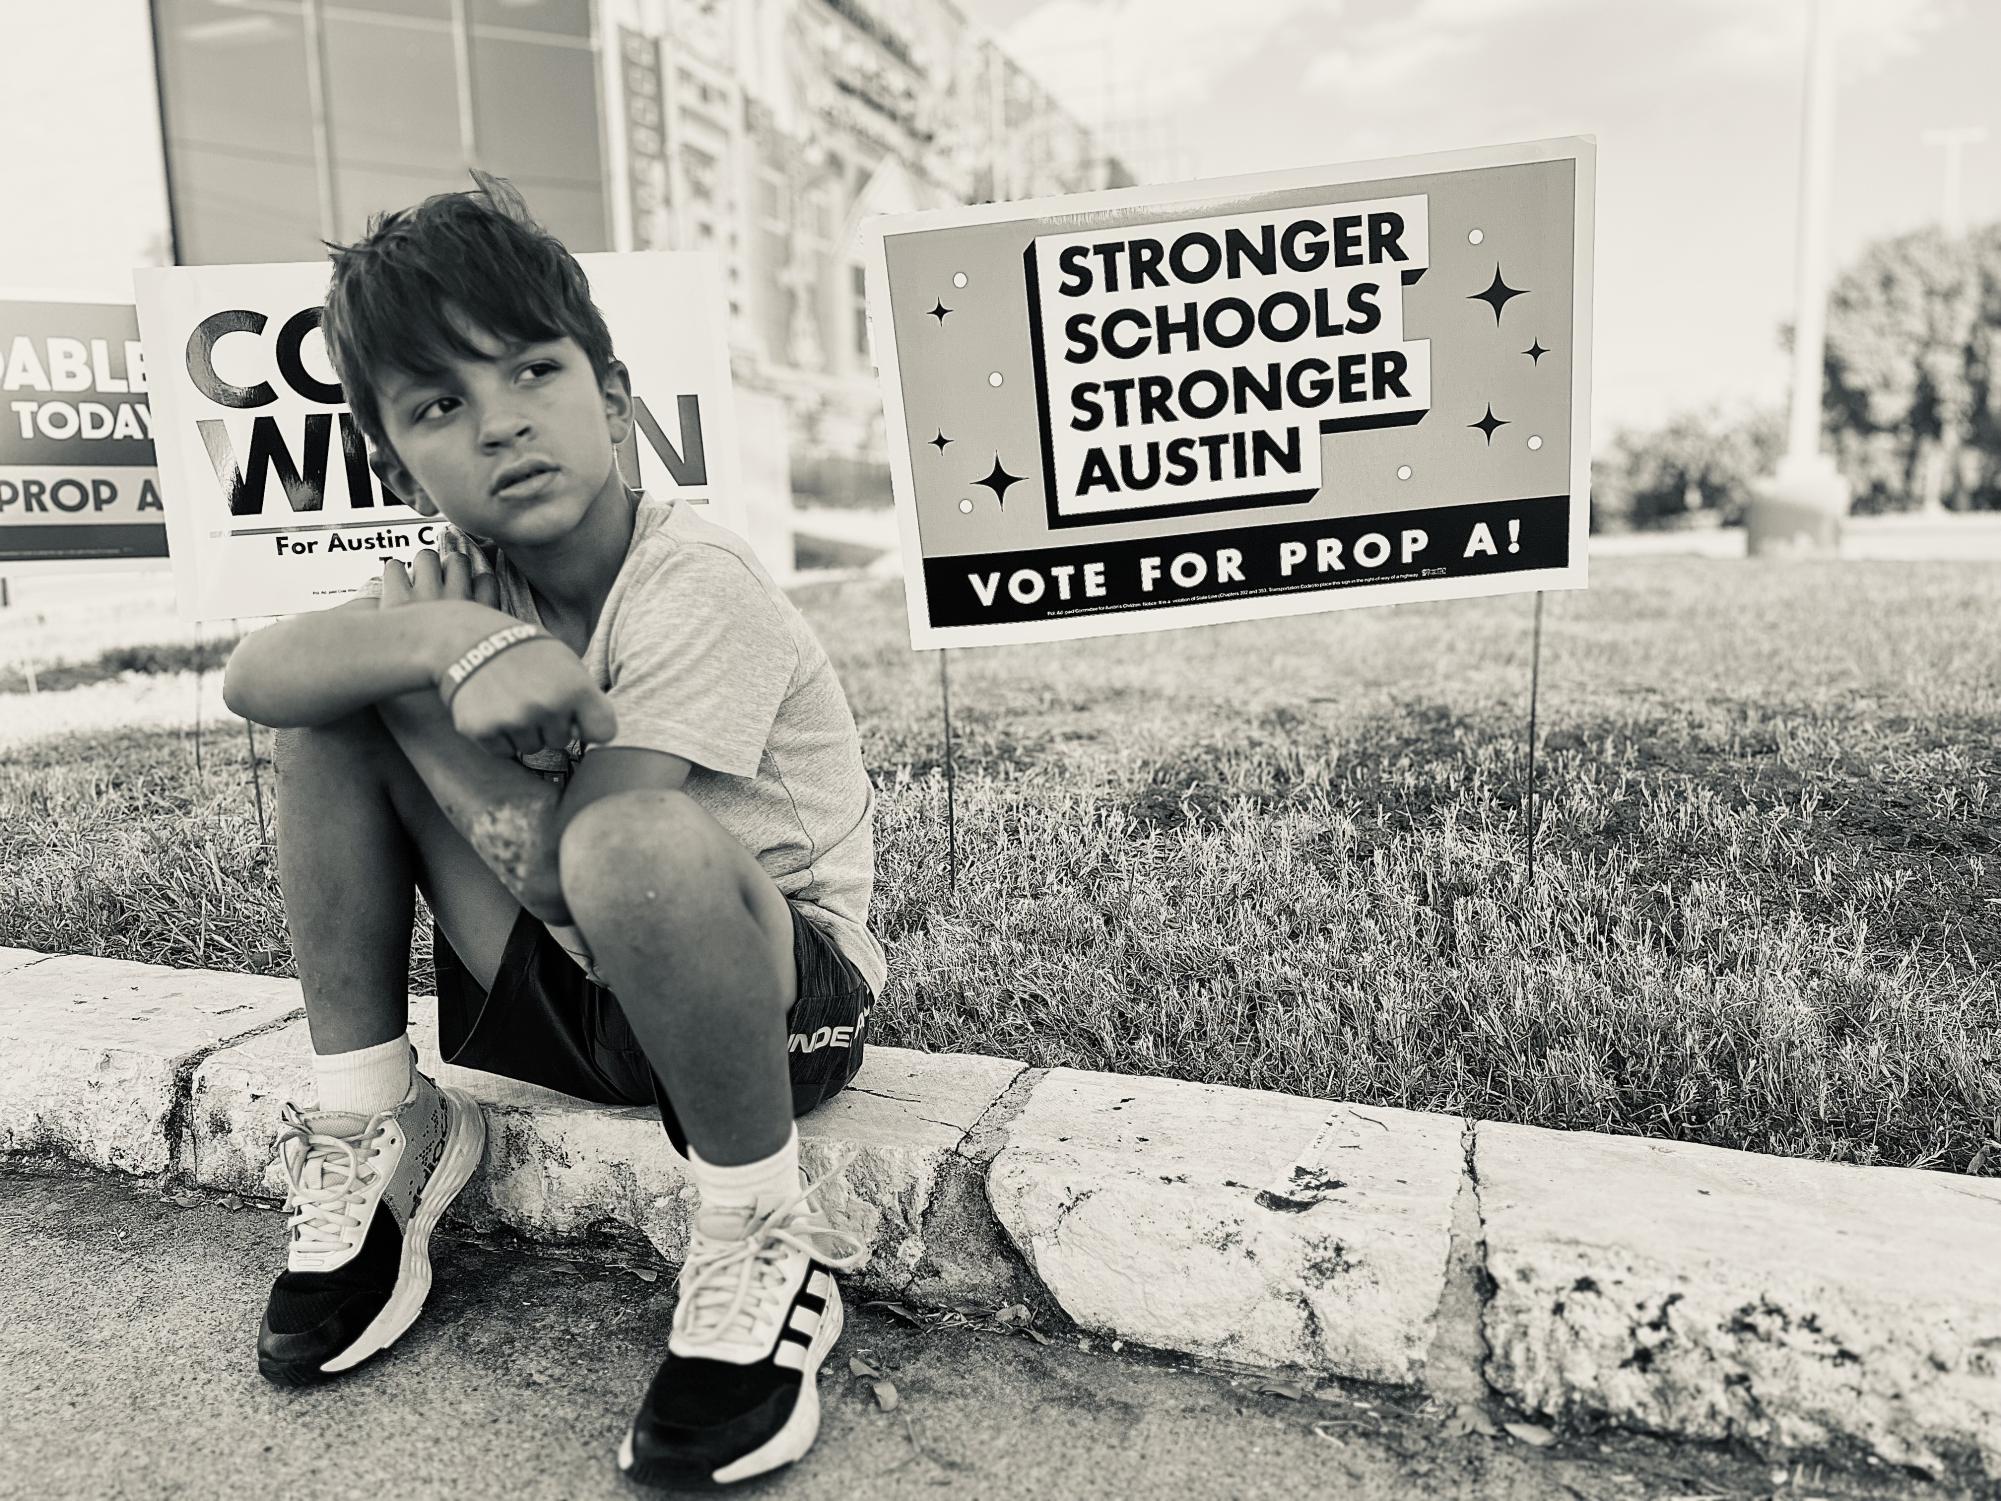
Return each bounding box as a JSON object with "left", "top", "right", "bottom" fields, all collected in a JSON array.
[
  {"left": 379, "top": 541, "right": 617, "bottom": 759},
  {"left": 376, "top": 535, "right": 500, "bottom": 611},
  {"left": 445, "top": 638, "right": 619, "bottom": 760}
]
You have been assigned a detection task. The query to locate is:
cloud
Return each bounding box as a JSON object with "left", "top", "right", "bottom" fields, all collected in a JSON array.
[
  {"left": 1301, "top": 32, "right": 1473, "bottom": 100},
  {"left": 1000, "top": 0, "right": 1335, "bottom": 123},
  {"left": 1298, "top": 0, "right": 1584, "bottom": 110},
  {"left": 1297, "top": 0, "right": 1962, "bottom": 115},
  {"left": 1691, "top": 0, "right": 1960, "bottom": 80}
]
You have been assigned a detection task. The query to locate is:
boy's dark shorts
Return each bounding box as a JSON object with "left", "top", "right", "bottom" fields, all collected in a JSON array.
[{"left": 430, "top": 903, "right": 872, "bottom": 1158}]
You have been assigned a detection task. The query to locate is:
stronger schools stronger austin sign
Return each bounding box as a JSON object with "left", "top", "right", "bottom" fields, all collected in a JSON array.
[
  {"left": 862, "top": 136, "right": 1594, "bottom": 649},
  {"left": 134, "top": 253, "right": 741, "bottom": 622}
]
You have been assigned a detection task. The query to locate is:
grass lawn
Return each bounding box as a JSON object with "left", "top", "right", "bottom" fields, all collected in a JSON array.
[{"left": 4, "top": 555, "right": 1998, "bottom": 1174}]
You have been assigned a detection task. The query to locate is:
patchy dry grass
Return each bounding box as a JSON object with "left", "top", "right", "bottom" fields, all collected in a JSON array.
[{"left": 4, "top": 556, "right": 1999, "bottom": 1172}]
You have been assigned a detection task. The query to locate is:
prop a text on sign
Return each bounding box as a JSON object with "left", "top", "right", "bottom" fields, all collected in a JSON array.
[
  {"left": 864, "top": 137, "right": 1593, "bottom": 649},
  {"left": 0, "top": 294, "right": 166, "bottom": 576},
  {"left": 135, "top": 253, "right": 742, "bottom": 622}
]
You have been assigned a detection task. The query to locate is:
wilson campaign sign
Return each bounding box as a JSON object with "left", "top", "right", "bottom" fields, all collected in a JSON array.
[
  {"left": 0, "top": 293, "right": 166, "bottom": 576},
  {"left": 862, "top": 137, "right": 1594, "bottom": 649},
  {"left": 135, "top": 253, "right": 742, "bottom": 622}
]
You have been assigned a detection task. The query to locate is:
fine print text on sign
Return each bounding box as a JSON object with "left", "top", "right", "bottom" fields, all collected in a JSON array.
[
  {"left": 0, "top": 294, "right": 167, "bottom": 576},
  {"left": 136, "top": 253, "right": 743, "bottom": 622},
  {"left": 864, "top": 136, "right": 1594, "bottom": 650}
]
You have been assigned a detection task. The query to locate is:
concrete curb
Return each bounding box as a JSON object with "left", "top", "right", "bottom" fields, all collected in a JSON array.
[{"left": 4, "top": 948, "right": 1997, "bottom": 1486}]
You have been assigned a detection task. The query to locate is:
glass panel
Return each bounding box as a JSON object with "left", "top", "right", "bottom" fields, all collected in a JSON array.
[
  {"left": 322, "top": 0, "right": 452, "bottom": 18},
  {"left": 469, "top": 32, "right": 607, "bottom": 248},
  {"left": 758, "top": 227, "right": 790, "bottom": 356},
  {"left": 154, "top": 0, "right": 324, "bottom": 262},
  {"left": 851, "top": 263, "right": 867, "bottom": 358},
  {"left": 471, "top": 0, "right": 593, "bottom": 38},
  {"left": 756, "top": 172, "right": 786, "bottom": 226},
  {"left": 321, "top": 13, "right": 467, "bottom": 237}
]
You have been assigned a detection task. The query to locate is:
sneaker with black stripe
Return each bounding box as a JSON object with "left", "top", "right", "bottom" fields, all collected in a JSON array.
[
  {"left": 256, "top": 1064, "right": 486, "bottom": 1385},
  {"left": 618, "top": 1151, "right": 866, "bottom": 1489}
]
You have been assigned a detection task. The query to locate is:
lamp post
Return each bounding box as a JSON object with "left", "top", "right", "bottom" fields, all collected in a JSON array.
[
  {"left": 1748, "top": 0, "right": 1850, "bottom": 556},
  {"left": 1922, "top": 125, "right": 1987, "bottom": 239},
  {"left": 1915, "top": 125, "right": 1986, "bottom": 515}
]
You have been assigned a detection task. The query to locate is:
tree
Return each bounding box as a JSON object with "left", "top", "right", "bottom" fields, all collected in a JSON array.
[
  {"left": 1591, "top": 407, "right": 1785, "bottom": 532},
  {"left": 1820, "top": 225, "right": 2001, "bottom": 512}
]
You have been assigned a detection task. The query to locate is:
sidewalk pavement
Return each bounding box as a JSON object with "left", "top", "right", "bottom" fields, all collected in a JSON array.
[{"left": 5, "top": 945, "right": 1998, "bottom": 1490}]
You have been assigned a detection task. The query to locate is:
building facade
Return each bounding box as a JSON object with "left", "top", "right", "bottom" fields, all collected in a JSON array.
[{"left": 149, "top": 0, "right": 1127, "bottom": 511}]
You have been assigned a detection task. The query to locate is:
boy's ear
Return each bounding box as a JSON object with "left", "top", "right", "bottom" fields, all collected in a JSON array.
[
  {"left": 368, "top": 443, "right": 437, "bottom": 517},
  {"left": 601, "top": 359, "right": 634, "bottom": 447}
]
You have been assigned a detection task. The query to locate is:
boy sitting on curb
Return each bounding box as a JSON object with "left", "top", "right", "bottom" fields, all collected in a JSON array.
[{"left": 221, "top": 174, "right": 887, "bottom": 1489}]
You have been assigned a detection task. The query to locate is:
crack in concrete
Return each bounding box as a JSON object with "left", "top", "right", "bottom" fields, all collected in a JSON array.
[
  {"left": 954, "top": 1065, "right": 1045, "bottom": 1166},
  {"left": 1418, "top": 1115, "right": 1503, "bottom": 1409},
  {"left": 1462, "top": 1116, "right": 1497, "bottom": 1386},
  {"left": 160, "top": 1007, "right": 305, "bottom": 1184},
  {"left": 901, "top": 1065, "right": 1062, "bottom": 1321},
  {"left": 843, "top": 1086, "right": 921, "bottom": 1104}
]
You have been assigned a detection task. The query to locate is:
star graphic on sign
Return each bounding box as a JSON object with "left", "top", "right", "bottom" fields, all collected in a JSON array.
[
  {"left": 975, "top": 456, "right": 1023, "bottom": 505},
  {"left": 1470, "top": 266, "right": 1527, "bottom": 324},
  {"left": 1524, "top": 339, "right": 1549, "bottom": 365},
  {"left": 928, "top": 300, "right": 953, "bottom": 323},
  {"left": 1470, "top": 404, "right": 1509, "bottom": 444},
  {"left": 929, "top": 430, "right": 953, "bottom": 452}
]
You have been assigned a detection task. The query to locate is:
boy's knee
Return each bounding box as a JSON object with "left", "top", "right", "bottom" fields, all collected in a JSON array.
[{"left": 558, "top": 790, "right": 720, "bottom": 916}]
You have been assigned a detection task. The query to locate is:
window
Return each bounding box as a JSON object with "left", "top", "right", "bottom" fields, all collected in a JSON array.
[
  {"left": 805, "top": 187, "right": 833, "bottom": 242},
  {"left": 851, "top": 264, "right": 868, "bottom": 360},
  {"left": 757, "top": 169, "right": 789, "bottom": 229},
  {"left": 321, "top": 11, "right": 465, "bottom": 239},
  {"left": 154, "top": 0, "right": 323, "bottom": 263},
  {"left": 470, "top": 26, "right": 610, "bottom": 249},
  {"left": 470, "top": 0, "right": 592, "bottom": 37},
  {"left": 155, "top": 0, "right": 610, "bottom": 262}
]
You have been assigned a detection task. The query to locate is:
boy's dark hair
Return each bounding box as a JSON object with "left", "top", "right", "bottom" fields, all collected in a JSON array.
[{"left": 322, "top": 170, "right": 617, "bottom": 453}]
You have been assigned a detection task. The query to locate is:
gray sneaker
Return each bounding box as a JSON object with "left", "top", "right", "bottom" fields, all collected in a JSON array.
[{"left": 256, "top": 1063, "right": 485, "bottom": 1384}]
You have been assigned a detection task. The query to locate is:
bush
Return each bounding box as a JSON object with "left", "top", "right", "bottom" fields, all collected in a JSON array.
[{"left": 1591, "top": 407, "right": 1785, "bottom": 532}]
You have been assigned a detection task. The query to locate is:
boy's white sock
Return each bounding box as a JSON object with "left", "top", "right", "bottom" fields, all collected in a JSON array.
[
  {"left": 313, "top": 1033, "right": 414, "bottom": 1118},
  {"left": 687, "top": 1125, "right": 801, "bottom": 1237}
]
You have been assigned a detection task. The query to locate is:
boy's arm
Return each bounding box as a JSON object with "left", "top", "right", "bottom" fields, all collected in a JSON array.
[
  {"left": 226, "top": 596, "right": 576, "bottom": 916},
  {"left": 374, "top": 685, "right": 573, "bottom": 919},
  {"left": 222, "top": 597, "right": 510, "bottom": 728}
]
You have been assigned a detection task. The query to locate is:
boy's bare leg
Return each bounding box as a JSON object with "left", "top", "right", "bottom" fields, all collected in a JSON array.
[
  {"left": 591, "top": 789, "right": 867, "bottom": 1488},
  {"left": 272, "top": 702, "right": 523, "bottom": 1057},
  {"left": 260, "top": 701, "right": 519, "bottom": 1387},
  {"left": 556, "top": 789, "right": 798, "bottom": 1166}
]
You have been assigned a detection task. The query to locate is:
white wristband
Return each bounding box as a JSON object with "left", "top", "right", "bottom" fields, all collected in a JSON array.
[{"left": 440, "top": 623, "right": 544, "bottom": 707}]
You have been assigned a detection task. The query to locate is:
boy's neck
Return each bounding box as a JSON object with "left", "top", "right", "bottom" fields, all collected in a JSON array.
[{"left": 512, "top": 476, "right": 640, "bottom": 633}]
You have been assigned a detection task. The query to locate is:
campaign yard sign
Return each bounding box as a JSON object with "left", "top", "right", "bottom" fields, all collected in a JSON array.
[
  {"left": 134, "top": 252, "right": 743, "bottom": 622},
  {"left": 0, "top": 293, "right": 166, "bottom": 576},
  {"left": 863, "top": 137, "right": 1594, "bottom": 649}
]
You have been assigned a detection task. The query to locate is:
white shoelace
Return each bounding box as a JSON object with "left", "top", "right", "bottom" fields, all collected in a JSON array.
[
  {"left": 673, "top": 1148, "right": 867, "bottom": 1351},
  {"left": 276, "top": 1103, "right": 392, "bottom": 1258}
]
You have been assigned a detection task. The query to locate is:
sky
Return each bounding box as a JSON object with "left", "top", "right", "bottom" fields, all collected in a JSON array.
[
  {"left": 3, "top": 0, "right": 1994, "bottom": 444},
  {"left": 968, "top": 0, "right": 1999, "bottom": 438},
  {"left": 0, "top": 1, "right": 173, "bottom": 297}
]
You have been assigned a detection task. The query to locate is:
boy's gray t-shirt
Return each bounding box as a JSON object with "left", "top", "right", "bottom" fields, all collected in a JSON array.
[{"left": 388, "top": 495, "right": 887, "bottom": 998}]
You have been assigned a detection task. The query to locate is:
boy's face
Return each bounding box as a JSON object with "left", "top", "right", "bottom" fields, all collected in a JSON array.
[{"left": 371, "top": 317, "right": 632, "bottom": 546}]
